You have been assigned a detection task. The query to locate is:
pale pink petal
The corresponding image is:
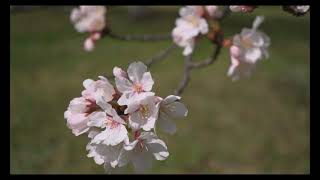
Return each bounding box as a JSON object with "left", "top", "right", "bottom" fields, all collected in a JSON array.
[
  {"left": 146, "top": 138, "right": 169, "bottom": 161},
  {"left": 127, "top": 62, "right": 147, "bottom": 83},
  {"left": 115, "top": 77, "right": 133, "bottom": 93},
  {"left": 141, "top": 72, "right": 154, "bottom": 92}
]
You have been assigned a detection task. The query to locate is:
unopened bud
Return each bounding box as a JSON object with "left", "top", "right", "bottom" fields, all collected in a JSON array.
[{"left": 84, "top": 38, "right": 95, "bottom": 52}]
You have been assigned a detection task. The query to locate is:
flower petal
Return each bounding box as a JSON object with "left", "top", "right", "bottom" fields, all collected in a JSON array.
[
  {"left": 87, "top": 111, "right": 106, "bottom": 128},
  {"left": 164, "top": 101, "right": 188, "bottom": 118},
  {"left": 245, "top": 48, "right": 262, "bottom": 63},
  {"left": 127, "top": 62, "right": 147, "bottom": 83},
  {"left": 252, "top": 16, "right": 264, "bottom": 30},
  {"left": 83, "top": 79, "right": 95, "bottom": 90},
  {"left": 146, "top": 138, "right": 169, "bottom": 161},
  {"left": 128, "top": 112, "right": 145, "bottom": 130},
  {"left": 162, "top": 95, "right": 181, "bottom": 105},
  {"left": 92, "top": 125, "right": 128, "bottom": 146},
  {"left": 124, "top": 139, "right": 139, "bottom": 151},
  {"left": 96, "top": 97, "right": 113, "bottom": 114},
  {"left": 115, "top": 77, "right": 133, "bottom": 93},
  {"left": 157, "top": 114, "right": 177, "bottom": 135},
  {"left": 141, "top": 72, "right": 154, "bottom": 92},
  {"left": 113, "top": 67, "right": 128, "bottom": 79}
]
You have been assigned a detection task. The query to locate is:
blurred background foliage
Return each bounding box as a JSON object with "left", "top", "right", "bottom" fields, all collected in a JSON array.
[{"left": 10, "top": 6, "right": 309, "bottom": 174}]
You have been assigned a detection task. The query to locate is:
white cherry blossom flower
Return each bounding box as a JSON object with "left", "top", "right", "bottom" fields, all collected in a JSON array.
[
  {"left": 156, "top": 95, "right": 188, "bottom": 135},
  {"left": 82, "top": 76, "right": 115, "bottom": 103},
  {"left": 70, "top": 6, "right": 106, "bottom": 33},
  {"left": 114, "top": 62, "right": 155, "bottom": 106},
  {"left": 125, "top": 94, "right": 159, "bottom": 131},
  {"left": 227, "top": 16, "right": 270, "bottom": 80},
  {"left": 64, "top": 97, "right": 101, "bottom": 136},
  {"left": 123, "top": 132, "right": 169, "bottom": 173},
  {"left": 89, "top": 99, "right": 128, "bottom": 146},
  {"left": 172, "top": 6, "right": 209, "bottom": 56}
]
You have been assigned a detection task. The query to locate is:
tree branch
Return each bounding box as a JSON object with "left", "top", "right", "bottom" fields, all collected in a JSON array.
[
  {"left": 174, "top": 43, "right": 222, "bottom": 96},
  {"left": 174, "top": 55, "right": 192, "bottom": 96},
  {"left": 145, "top": 43, "right": 177, "bottom": 68},
  {"left": 107, "top": 31, "right": 171, "bottom": 41},
  {"left": 189, "top": 45, "right": 222, "bottom": 69}
]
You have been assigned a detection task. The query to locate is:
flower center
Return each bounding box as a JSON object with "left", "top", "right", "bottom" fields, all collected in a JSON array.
[
  {"left": 84, "top": 99, "right": 100, "bottom": 116},
  {"left": 139, "top": 105, "right": 150, "bottom": 119},
  {"left": 133, "top": 83, "right": 143, "bottom": 93},
  {"left": 188, "top": 16, "right": 200, "bottom": 27},
  {"left": 241, "top": 36, "right": 254, "bottom": 49}
]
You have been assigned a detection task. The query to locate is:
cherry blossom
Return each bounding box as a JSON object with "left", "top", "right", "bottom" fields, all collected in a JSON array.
[
  {"left": 114, "top": 62, "right": 155, "bottom": 106},
  {"left": 64, "top": 97, "right": 100, "bottom": 136},
  {"left": 88, "top": 99, "right": 128, "bottom": 146},
  {"left": 172, "top": 6, "right": 209, "bottom": 56},
  {"left": 125, "top": 94, "right": 159, "bottom": 131},
  {"left": 227, "top": 16, "right": 270, "bottom": 80},
  {"left": 156, "top": 95, "right": 188, "bottom": 135},
  {"left": 70, "top": 6, "right": 106, "bottom": 33},
  {"left": 82, "top": 76, "right": 115, "bottom": 103}
]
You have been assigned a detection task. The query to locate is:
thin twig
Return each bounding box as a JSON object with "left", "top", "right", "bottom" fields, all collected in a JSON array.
[
  {"left": 174, "top": 55, "right": 192, "bottom": 96},
  {"left": 145, "top": 43, "right": 177, "bottom": 68},
  {"left": 189, "top": 45, "right": 222, "bottom": 69},
  {"left": 174, "top": 44, "right": 222, "bottom": 96}
]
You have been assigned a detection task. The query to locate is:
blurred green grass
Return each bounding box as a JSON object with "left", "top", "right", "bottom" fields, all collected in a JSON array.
[{"left": 10, "top": 6, "right": 310, "bottom": 174}]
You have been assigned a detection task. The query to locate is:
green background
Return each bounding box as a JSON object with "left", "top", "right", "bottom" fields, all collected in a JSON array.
[{"left": 10, "top": 6, "right": 310, "bottom": 174}]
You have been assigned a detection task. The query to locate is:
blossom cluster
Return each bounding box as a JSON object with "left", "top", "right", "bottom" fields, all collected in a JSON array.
[
  {"left": 64, "top": 61, "right": 188, "bottom": 173},
  {"left": 227, "top": 16, "right": 270, "bottom": 81},
  {"left": 171, "top": 6, "right": 224, "bottom": 56},
  {"left": 171, "top": 6, "right": 271, "bottom": 80},
  {"left": 70, "top": 6, "right": 107, "bottom": 51}
]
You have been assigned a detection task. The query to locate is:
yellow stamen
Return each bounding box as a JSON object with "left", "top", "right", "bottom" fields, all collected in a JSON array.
[{"left": 139, "top": 105, "right": 150, "bottom": 119}]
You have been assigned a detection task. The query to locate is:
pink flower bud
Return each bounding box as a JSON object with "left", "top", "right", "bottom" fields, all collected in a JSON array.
[
  {"left": 113, "top": 67, "right": 128, "bottom": 79},
  {"left": 230, "top": 45, "right": 241, "bottom": 58},
  {"left": 84, "top": 38, "right": 95, "bottom": 52}
]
